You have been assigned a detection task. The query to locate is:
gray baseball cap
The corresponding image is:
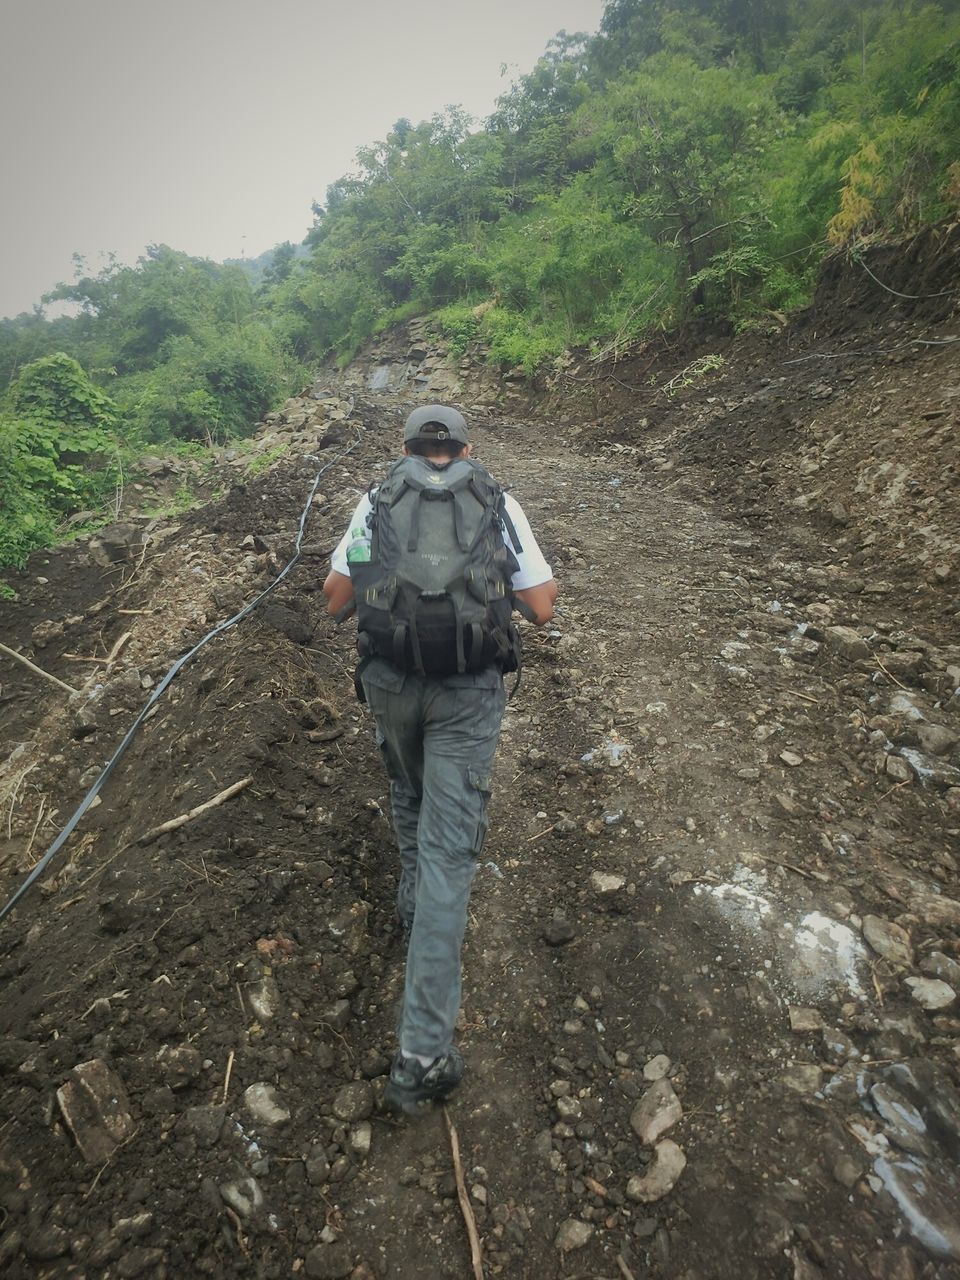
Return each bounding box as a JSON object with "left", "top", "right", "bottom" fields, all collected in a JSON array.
[{"left": 403, "top": 404, "right": 468, "bottom": 445}]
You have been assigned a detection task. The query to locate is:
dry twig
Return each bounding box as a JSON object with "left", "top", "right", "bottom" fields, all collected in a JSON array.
[
  {"left": 443, "top": 1108, "right": 484, "bottom": 1280},
  {"left": 877, "top": 779, "right": 910, "bottom": 804},
  {"left": 83, "top": 1126, "right": 139, "bottom": 1200},
  {"left": 223, "top": 1204, "right": 249, "bottom": 1256},
  {"left": 875, "top": 655, "right": 909, "bottom": 691},
  {"left": 617, "top": 1257, "right": 639, "bottom": 1280},
  {"left": 103, "top": 630, "right": 132, "bottom": 671},
  {"left": 137, "top": 775, "right": 254, "bottom": 845},
  {"left": 871, "top": 965, "right": 885, "bottom": 1008},
  {"left": 757, "top": 853, "right": 816, "bottom": 880},
  {"left": 3, "top": 763, "right": 38, "bottom": 841},
  {"left": 24, "top": 797, "right": 47, "bottom": 864},
  {"left": 113, "top": 536, "right": 150, "bottom": 596},
  {"left": 222, "top": 1049, "right": 235, "bottom": 1105}
]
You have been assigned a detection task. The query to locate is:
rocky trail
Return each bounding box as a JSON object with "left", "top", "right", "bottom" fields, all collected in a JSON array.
[{"left": 2, "top": 232, "right": 960, "bottom": 1279}]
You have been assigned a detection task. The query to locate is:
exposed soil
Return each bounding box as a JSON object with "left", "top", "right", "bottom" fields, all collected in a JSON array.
[{"left": 2, "top": 229, "right": 960, "bottom": 1280}]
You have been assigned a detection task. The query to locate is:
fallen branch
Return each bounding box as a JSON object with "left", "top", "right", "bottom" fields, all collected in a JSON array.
[
  {"left": 137, "top": 776, "right": 254, "bottom": 846},
  {"left": 789, "top": 690, "right": 820, "bottom": 705},
  {"left": 443, "top": 1108, "right": 484, "bottom": 1280},
  {"left": 0, "top": 641, "right": 79, "bottom": 696},
  {"left": 526, "top": 823, "right": 557, "bottom": 844}
]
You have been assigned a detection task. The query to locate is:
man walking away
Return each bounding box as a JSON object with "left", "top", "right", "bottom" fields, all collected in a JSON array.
[{"left": 323, "top": 405, "right": 556, "bottom": 1113}]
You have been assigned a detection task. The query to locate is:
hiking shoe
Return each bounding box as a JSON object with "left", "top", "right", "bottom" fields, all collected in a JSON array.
[{"left": 383, "top": 1047, "right": 464, "bottom": 1114}]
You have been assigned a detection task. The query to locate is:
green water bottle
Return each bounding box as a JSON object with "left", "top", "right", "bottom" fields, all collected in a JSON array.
[{"left": 345, "top": 526, "right": 371, "bottom": 564}]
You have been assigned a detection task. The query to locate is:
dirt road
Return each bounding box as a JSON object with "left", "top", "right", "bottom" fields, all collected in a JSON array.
[{"left": 2, "top": 316, "right": 960, "bottom": 1277}]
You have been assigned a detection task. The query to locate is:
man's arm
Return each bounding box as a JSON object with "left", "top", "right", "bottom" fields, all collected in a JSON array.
[
  {"left": 323, "top": 569, "right": 354, "bottom": 616},
  {"left": 515, "top": 578, "right": 557, "bottom": 625}
]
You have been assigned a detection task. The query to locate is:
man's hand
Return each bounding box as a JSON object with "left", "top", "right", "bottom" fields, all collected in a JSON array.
[
  {"left": 323, "top": 569, "right": 354, "bottom": 617},
  {"left": 515, "top": 578, "right": 557, "bottom": 625}
]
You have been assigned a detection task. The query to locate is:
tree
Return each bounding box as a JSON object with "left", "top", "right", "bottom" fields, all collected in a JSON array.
[{"left": 576, "top": 54, "right": 784, "bottom": 307}]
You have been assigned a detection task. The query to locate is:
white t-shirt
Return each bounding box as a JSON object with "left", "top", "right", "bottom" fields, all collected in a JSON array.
[{"left": 331, "top": 490, "right": 552, "bottom": 590}]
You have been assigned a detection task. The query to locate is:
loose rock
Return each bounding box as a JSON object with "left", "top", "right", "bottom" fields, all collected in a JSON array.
[
  {"left": 542, "top": 919, "right": 576, "bottom": 946},
  {"left": 780, "top": 1064, "right": 823, "bottom": 1093},
  {"left": 870, "top": 1083, "right": 933, "bottom": 1156},
  {"left": 220, "top": 1176, "right": 264, "bottom": 1218},
  {"left": 626, "top": 1139, "right": 687, "bottom": 1202},
  {"left": 642, "top": 1053, "right": 672, "bottom": 1081},
  {"left": 56, "top": 1059, "right": 135, "bottom": 1164},
  {"left": 904, "top": 977, "right": 956, "bottom": 1011},
  {"left": 243, "top": 1082, "right": 291, "bottom": 1128},
  {"left": 824, "top": 626, "right": 870, "bottom": 662},
  {"left": 332, "top": 1082, "right": 374, "bottom": 1123},
  {"left": 630, "top": 1078, "right": 682, "bottom": 1144},
  {"left": 554, "top": 1219, "right": 593, "bottom": 1252},
  {"left": 875, "top": 1155, "right": 960, "bottom": 1259},
  {"left": 788, "top": 1007, "right": 824, "bottom": 1034},
  {"left": 304, "top": 1242, "right": 354, "bottom": 1279},
  {"left": 862, "top": 916, "right": 914, "bottom": 968},
  {"left": 590, "top": 872, "right": 626, "bottom": 895},
  {"left": 349, "top": 1122, "right": 372, "bottom": 1159}
]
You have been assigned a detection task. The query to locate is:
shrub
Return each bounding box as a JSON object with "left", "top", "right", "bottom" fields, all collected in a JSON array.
[{"left": 0, "top": 353, "right": 120, "bottom": 568}]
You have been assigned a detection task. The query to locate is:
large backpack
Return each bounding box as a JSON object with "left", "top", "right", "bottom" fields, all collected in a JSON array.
[{"left": 348, "top": 455, "right": 524, "bottom": 677}]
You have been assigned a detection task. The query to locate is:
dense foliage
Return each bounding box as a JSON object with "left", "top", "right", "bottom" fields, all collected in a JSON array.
[
  {"left": 267, "top": 0, "right": 960, "bottom": 367},
  {"left": 0, "top": 354, "right": 120, "bottom": 567},
  {"left": 2, "top": 0, "right": 958, "bottom": 570}
]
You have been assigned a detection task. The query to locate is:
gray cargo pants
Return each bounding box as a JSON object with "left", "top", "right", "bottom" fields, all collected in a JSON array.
[{"left": 361, "top": 658, "right": 506, "bottom": 1060}]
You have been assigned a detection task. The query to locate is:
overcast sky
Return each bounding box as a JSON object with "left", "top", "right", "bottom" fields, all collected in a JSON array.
[{"left": 0, "top": 0, "right": 606, "bottom": 319}]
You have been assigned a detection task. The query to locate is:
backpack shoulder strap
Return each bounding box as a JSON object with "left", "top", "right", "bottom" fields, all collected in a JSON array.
[
  {"left": 365, "top": 482, "right": 383, "bottom": 561},
  {"left": 497, "top": 494, "right": 524, "bottom": 556}
]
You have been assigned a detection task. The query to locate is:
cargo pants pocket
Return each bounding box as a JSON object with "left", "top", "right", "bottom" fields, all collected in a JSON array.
[{"left": 468, "top": 769, "right": 492, "bottom": 856}]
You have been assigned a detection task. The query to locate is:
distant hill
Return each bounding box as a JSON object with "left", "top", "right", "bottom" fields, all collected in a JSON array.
[{"left": 223, "top": 240, "right": 309, "bottom": 285}]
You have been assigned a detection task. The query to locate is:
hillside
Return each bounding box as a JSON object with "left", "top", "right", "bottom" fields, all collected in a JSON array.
[{"left": 1, "top": 224, "right": 959, "bottom": 1279}]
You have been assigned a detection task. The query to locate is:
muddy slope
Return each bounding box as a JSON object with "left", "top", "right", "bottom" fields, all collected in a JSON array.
[{"left": 1, "top": 235, "right": 959, "bottom": 1280}]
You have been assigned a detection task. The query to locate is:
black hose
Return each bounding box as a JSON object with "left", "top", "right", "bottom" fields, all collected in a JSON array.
[{"left": 0, "top": 435, "right": 360, "bottom": 925}]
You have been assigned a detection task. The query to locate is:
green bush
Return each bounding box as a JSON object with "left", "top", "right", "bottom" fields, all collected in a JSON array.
[
  {"left": 122, "top": 326, "right": 298, "bottom": 443},
  {"left": 481, "top": 309, "right": 566, "bottom": 373},
  {"left": 0, "top": 353, "right": 120, "bottom": 568},
  {"left": 0, "top": 418, "right": 59, "bottom": 567},
  {"left": 432, "top": 304, "right": 481, "bottom": 357}
]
